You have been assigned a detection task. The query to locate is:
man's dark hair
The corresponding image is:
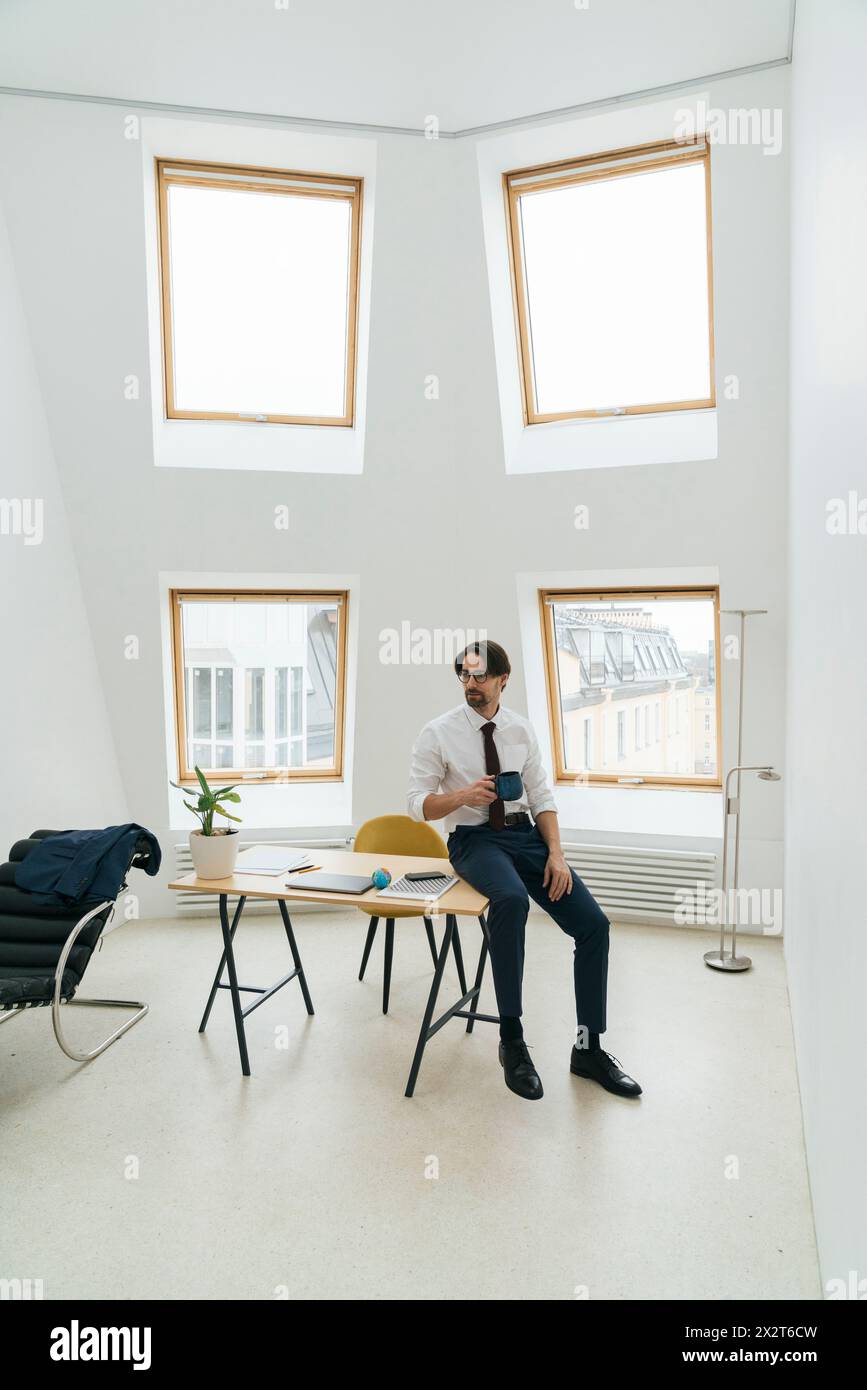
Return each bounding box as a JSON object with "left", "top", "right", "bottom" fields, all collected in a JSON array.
[{"left": 454, "top": 640, "right": 511, "bottom": 678}]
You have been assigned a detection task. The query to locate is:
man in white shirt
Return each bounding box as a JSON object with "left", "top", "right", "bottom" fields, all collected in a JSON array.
[{"left": 407, "top": 640, "right": 641, "bottom": 1102}]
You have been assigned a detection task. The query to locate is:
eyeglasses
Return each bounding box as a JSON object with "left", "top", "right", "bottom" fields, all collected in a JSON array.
[{"left": 458, "top": 669, "right": 489, "bottom": 684}]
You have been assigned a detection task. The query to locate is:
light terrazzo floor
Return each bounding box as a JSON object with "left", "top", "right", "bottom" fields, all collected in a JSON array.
[{"left": 0, "top": 908, "right": 820, "bottom": 1300}]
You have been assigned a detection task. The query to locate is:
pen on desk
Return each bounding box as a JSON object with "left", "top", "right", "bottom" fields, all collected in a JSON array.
[{"left": 291, "top": 864, "right": 321, "bottom": 874}]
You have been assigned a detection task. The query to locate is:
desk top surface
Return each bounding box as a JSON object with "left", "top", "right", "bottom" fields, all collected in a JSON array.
[{"left": 169, "top": 846, "right": 488, "bottom": 915}]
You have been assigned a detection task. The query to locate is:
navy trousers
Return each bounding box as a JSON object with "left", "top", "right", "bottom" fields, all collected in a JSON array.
[{"left": 447, "top": 823, "right": 610, "bottom": 1032}]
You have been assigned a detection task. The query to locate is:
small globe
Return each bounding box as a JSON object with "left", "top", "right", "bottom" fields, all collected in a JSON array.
[{"left": 372, "top": 868, "right": 392, "bottom": 889}]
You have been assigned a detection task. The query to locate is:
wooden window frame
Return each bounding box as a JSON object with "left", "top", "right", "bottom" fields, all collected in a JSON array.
[
  {"left": 503, "top": 136, "right": 716, "bottom": 425},
  {"left": 170, "top": 588, "right": 349, "bottom": 786},
  {"left": 539, "top": 585, "right": 722, "bottom": 791},
  {"left": 156, "top": 158, "right": 363, "bottom": 427}
]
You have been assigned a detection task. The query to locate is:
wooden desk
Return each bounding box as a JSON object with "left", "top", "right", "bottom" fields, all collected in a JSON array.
[{"left": 170, "top": 847, "right": 492, "bottom": 1095}]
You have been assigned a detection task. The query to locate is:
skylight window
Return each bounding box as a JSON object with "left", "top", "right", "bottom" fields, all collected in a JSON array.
[
  {"left": 505, "top": 138, "right": 715, "bottom": 424},
  {"left": 157, "top": 160, "right": 362, "bottom": 426}
]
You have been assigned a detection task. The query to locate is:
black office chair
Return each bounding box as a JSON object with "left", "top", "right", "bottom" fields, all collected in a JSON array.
[{"left": 0, "top": 829, "right": 154, "bottom": 1062}]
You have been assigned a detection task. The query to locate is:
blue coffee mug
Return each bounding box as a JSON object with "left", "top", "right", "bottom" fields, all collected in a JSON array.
[{"left": 495, "top": 770, "right": 524, "bottom": 802}]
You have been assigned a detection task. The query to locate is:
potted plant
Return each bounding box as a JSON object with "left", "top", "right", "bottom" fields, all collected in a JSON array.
[{"left": 170, "top": 766, "right": 242, "bottom": 879}]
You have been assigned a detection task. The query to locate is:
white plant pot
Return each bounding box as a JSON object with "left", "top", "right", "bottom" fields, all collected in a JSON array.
[{"left": 189, "top": 829, "right": 239, "bottom": 880}]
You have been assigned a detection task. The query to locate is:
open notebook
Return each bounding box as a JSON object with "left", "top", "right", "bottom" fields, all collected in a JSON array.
[{"left": 233, "top": 846, "right": 314, "bottom": 876}]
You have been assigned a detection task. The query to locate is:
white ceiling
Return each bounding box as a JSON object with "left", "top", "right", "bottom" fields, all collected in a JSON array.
[{"left": 0, "top": 0, "right": 793, "bottom": 133}]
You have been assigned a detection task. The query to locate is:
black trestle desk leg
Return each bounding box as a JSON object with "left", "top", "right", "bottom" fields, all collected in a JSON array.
[
  {"left": 278, "top": 899, "right": 314, "bottom": 1015},
  {"left": 451, "top": 918, "right": 468, "bottom": 995},
  {"left": 405, "top": 913, "right": 454, "bottom": 1098},
  {"left": 466, "top": 913, "right": 491, "bottom": 1035},
  {"left": 359, "top": 917, "right": 378, "bottom": 980},
  {"left": 199, "top": 894, "right": 247, "bottom": 1033},
  {"left": 422, "top": 916, "right": 438, "bottom": 967},
  {"left": 218, "top": 893, "right": 250, "bottom": 1076},
  {"left": 382, "top": 918, "right": 395, "bottom": 1014}
]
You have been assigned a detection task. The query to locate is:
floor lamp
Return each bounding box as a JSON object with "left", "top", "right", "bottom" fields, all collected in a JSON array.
[{"left": 703, "top": 609, "right": 782, "bottom": 973}]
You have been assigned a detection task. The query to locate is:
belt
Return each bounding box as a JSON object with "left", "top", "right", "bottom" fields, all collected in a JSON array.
[{"left": 502, "top": 811, "right": 533, "bottom": 830}]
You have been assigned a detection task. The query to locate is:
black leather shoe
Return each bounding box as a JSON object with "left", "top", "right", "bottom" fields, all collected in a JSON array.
[
  {"left": 570, "top": 1045, "right": 642, "bottom": 1097},
  {"left": 499, "top": 1039, "right": 544, "bottom": 1100}
]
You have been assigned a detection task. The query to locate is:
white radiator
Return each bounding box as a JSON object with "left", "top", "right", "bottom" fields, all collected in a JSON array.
[
  {"left": 562, "top": 842, "right": 718, "bottom": 926},
  {"left": 174, "top": 838, "right": 351, "bottom": 917}
]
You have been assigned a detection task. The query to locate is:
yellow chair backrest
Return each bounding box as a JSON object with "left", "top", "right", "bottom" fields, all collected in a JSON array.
[{"left": 354, "top": 815, "right": 448, "bottom": 859}]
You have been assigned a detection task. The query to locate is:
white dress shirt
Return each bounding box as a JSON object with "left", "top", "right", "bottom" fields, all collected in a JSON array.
[{"left": 407, "top": 701, "right": 558, "bottom": 832}]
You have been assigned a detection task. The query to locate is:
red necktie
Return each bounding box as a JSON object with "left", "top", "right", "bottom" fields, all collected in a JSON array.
[{"left": 481, "top": 722, "right": 505, "bottom": 830}]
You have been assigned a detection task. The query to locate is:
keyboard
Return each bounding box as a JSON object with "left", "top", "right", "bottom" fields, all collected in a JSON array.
[{"left": 376, "top": 873, "right": 457, "bottom": 902}]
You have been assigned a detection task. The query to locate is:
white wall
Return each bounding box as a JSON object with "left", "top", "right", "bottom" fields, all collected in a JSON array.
[
  {"left": 0, "top": 64, "right": 788, "bottom": 917},
  {"left": 786, "top": 0, "right": 867, "bottom": 1294},
  {"left": 0, "top": 197, "right": 127, "bottom": 852}
]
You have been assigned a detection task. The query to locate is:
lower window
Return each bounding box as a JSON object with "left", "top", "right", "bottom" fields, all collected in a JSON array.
[
  {"left": 540, "top": 587, "right": 721, "bottom": 789},
  {"left": 172, "top": 589, "right": 348, "bottom": 783}
]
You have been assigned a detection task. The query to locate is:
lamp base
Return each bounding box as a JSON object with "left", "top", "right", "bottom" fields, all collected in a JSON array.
[{"left": 704, "top": 949, "right": 752, "bottom": 972}]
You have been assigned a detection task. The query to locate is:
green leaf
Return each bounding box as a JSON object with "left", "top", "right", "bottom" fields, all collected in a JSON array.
[
  {"left": 214, "top": 791, "right": 241, "bottom": 803},
  {"left": 194, "top": 765, "right": 211, "bottom": 797},
  {"left": 214, "top": 805, "right": 242, "bottom": 822},
  {"left": 171, "top": 778, "right": 212, "bottom": 803}
]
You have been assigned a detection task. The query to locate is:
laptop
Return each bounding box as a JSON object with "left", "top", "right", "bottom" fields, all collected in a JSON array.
[{"left": 284, "top": 872, "right": 375, "bottom": 895}]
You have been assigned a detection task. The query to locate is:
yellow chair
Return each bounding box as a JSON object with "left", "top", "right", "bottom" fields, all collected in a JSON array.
[{"left": 355, "top": 815, "right": 467, "bottom": 1013}]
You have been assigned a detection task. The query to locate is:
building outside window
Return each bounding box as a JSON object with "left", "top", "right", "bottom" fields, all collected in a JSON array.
[
  {"left": 171, "top": 590, "right": 348, "bottom": 783},
  {"left": 540, "top": 586, "right": 720, "bottom": 789}
]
